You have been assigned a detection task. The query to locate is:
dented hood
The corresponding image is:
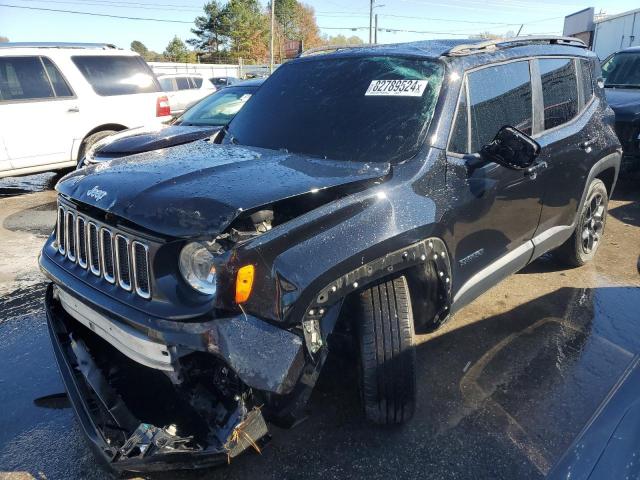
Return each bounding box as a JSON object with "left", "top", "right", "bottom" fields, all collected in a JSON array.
[
  {"left": 94, "top": 124, "right": 221, "bottom": 156},
  {"left": 57, "top": 141, "right": 390, "bottom": 238}
]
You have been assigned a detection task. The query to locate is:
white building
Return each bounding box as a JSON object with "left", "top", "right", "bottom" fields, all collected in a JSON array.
[{"left": 564, "top": 7, "right": 640, "bottom": 59}]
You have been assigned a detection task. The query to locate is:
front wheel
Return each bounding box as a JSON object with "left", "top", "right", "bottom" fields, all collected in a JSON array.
[
  {"left": 356, "top": 276, "right": 416, "bottom": 425},
  {"left": 556, "top": 178, "right": 608, "bottom": 266}
]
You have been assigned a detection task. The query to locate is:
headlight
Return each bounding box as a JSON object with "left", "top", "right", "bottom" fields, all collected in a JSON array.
[{"left": 179, "top": 242, "right": 217, "bottom": 295}]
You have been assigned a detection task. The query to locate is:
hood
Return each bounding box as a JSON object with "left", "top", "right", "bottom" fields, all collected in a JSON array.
[
  {"left": 58, "top": 142, "right": 390, "bottom": 238},
  {"left": 93, "top": 125, "right": 221, "bottom": 157},
  {"left": 605, "top": 88, "right": 640, "bottom": 122}
]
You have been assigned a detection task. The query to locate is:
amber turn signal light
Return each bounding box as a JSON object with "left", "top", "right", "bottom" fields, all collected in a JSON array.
[{"left": 235, "top": 264, "right": 255, "bottom": 303}]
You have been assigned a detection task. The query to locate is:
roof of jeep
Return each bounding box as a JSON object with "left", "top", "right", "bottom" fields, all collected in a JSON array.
[
  {"left": 298, "top": 36, "right": 592, "bottom": 63},
  {"left": 300, "top": 39, "right": 471, "bottom": 59}
]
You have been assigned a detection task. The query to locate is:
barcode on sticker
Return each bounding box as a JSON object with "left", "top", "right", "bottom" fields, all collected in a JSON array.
[{"left": 365, "top": 79, "right": 428, "bottom": 97}]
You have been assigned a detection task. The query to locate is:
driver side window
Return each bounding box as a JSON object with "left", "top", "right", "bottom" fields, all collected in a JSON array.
[{"left": 448, "top": 60, "right": 533, "bottom": 154}]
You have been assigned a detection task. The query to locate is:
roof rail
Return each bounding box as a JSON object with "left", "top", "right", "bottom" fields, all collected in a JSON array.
[
  {"left": 0, "top": 42, "right": 119, "bottom": 50},
  {"left": 446, "top": 36, "right": 586, "bottom": 56},
  {"left": 298, "top": 43, "right": 373, "bottom": 57}
]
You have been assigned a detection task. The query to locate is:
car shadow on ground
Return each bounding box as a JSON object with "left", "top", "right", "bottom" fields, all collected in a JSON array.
[{"left": 136, "top": 285, "right": 640, "bottom": 480}]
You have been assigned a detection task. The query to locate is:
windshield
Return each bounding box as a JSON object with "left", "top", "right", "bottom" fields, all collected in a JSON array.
[
  {"left": 602, "top": 52, "right": 640, "bottom": 88},
  {"left": 225, "top": 56, "right": 444, "bottom": 163},
  {"left": 177, "top": 87, "right": 255, "bottom": 126}
]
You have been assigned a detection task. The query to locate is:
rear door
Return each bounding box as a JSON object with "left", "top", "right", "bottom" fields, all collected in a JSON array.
[
  {"left": 0, "top": 55, "right": 77, "bottom": 169},
  {"left": 531, "top": 57, "right": 596, "bottom": 235},
  {"left": 71, "top": 54, "right": 163, "bottom": 130},
  {"left": 445, "top": 59, "right": 546, "bottom": 306}
]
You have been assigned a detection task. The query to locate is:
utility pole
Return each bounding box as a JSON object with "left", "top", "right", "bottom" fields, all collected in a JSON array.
[
  {"left": 369, "top": 0, "right": 373, "bottom": 44},
  {"left": 269, "top": 0, "right": 275, "bottom": 74},
  {"left": 375, "top": 14, "right": 378, "bottom": 44}
]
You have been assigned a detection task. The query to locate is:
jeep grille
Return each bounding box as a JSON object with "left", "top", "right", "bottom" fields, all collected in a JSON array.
[{"left": 55, "top": 203, "right": 151, "bottom": 299}]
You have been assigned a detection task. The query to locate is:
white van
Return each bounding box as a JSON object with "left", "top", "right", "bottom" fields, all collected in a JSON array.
[
  {"left": 156, "top": 73, "right": 216, "bottom": 115},
  {"left": 0, "top": 42, "right": 172, "bottom": 178}
]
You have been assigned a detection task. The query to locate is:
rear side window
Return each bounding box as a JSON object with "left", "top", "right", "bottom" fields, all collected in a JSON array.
[
  {"left": 72, "top": 55, "right": 160, "bottom": 96},
  {"left": 159, "top": 77, "right": 175, "bottom": 91},
  {"left": 176, "top": 77, "right": 190, "bottom": 90},
  {"left": 41, "top": 57, "right": 73, "bottom": 97},
  {"left": 0, "top": 56, "right": 54, "bottom": 101},
  {"left": 192, "top": 77, "right": 203, "bottom": 88},
  {"left": 539, "top": 58, "right": 578, "bottom": 130},
  {"left": 467, "top": 60, "right": 533, "bottom": 153},
  {"left": 580, "top": 59, "right": 594, "bottom": 102}
]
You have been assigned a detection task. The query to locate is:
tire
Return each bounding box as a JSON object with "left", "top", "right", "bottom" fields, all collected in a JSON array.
[
  {"left": 556, "top": 178, "right": 608, "bottom": 267},
  {"left": 356, "top": 275, "right": 416, "bottom": 424},
  {"left": 77, "top": 130, "right": 117, "bottom": 167}
]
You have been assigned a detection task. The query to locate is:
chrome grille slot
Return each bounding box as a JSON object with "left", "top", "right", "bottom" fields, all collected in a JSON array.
[
  {"left": 132, "top": 241, "right": 150, "bottom": 299},
  {"left": 76, "top": 217, "right": 87, "bottom": 268},
  {"left": 65, "top": 210, "right": 76, "bottom": 262},
  {"left": 57, "top": 207, "right": 66, "bottom": 255},
  {"left": 100, "top": 228, "right": 115, "bottom": 283},
  {"left": 55, "top": 203, "right": 151, "bottom": 298},
  {"left": 115, "top": 234, "right": 132, "bottom": 291},
  {"left": 88, "top": 222, "right": 101, "bottom": 275}
]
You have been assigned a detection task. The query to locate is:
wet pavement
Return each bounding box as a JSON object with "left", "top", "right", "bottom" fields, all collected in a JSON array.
[{"left": 0, "top": 173, "right": 639, "bottom": 479}]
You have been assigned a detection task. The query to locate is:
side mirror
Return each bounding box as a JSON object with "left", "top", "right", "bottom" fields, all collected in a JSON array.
[{"left": 480, "top": 126, "right": 541, "bottom": 170}]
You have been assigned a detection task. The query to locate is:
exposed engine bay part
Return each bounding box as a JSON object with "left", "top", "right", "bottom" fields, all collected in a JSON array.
[{"left": 299, "top": 238, "right": 452, "bottom": 357}]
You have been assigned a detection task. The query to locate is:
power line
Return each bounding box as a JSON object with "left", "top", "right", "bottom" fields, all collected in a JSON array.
[
  {"left": 15, "top": 0, "right": 202, "bottom": 12},
  {"left": 0, "top": 2, "right": 194, "bottom": 22}
]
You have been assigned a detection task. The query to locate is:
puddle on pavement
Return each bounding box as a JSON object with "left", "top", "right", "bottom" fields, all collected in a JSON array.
[
  {"left": 419, "top": 285, "right": 640, "bottom": 476},
  {"left": 0, "top": 172, "right": 64, "bottom": 198}
]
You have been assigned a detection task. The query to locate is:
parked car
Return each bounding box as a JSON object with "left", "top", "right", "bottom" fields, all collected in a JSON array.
[
  {"left": 0, "top": 42, "right": 171, "bottom": 178},
  {"left": 210, "top": 76, "right": 240, "bottom": 88},
  {"left": 602, "top": 46, "right": 640, "bottom": 172},
  {"left": 41, "top": 36, "right": 621, "bottom": 472},
  {"left": 157, "top": 73, "right": 216, "bottom": 115},
  {"left": 81, "top": 79, "right": 263, "bottom": 166}
]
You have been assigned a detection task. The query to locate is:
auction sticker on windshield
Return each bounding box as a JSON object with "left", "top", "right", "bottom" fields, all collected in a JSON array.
[{"left": 365, "top": 79, "right": 428, "bottom": 97}]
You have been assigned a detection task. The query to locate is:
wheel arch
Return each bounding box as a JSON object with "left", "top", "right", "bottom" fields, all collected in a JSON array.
[
  {"left": 301, "top": 237, "right": 454, "bottom": 355},
  {"left": 76, "top": 123, "right": 129, "bottom": 160}
]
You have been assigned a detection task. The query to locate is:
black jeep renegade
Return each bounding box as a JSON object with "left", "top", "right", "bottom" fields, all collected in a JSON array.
[{"left": 40, "top": 36, "right": 621, "bottom": 472}]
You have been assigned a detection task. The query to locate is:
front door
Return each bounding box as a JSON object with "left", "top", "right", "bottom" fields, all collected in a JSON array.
[
  {"left": 443, "top": 59, "right": 545, "bottom": 308},
  {"left": 0, "top": 56, "right": 78, "bottom": 169}
]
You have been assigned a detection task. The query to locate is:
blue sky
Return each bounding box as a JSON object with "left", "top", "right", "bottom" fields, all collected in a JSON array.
[{"left": 0, "top": 0, "right": 639, "bottom": 53}]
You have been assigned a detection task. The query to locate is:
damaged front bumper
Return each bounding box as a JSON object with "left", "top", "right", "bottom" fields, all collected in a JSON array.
[{"left": 44, "top": 283, "right": 309, "bottom": 472}]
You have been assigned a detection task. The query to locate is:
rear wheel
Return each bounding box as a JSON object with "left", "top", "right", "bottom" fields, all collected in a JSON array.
[
  {"left": 356, "top": 276, "right": 416, "bottom": 424},
  {"left": 556, "top": 178, "right": 608, "bottom": 266}
]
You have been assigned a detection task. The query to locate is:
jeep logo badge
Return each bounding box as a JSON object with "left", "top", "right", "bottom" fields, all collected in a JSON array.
[{"left": 87, "top": 186, "right": 107, "bottom": 201}]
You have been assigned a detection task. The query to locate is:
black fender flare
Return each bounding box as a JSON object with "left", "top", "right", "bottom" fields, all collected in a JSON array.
[{"left": 299, "top": 237, "right": 453, "bottom": 355}]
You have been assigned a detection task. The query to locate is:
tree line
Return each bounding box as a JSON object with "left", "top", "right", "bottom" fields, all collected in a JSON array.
[{"left": 131, "top": 0, "right": 364, "bottom": 64}]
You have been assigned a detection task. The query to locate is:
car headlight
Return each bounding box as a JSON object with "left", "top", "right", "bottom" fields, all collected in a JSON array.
[{"left": 179, "top": 242, "right": 217, "bottom": 295}]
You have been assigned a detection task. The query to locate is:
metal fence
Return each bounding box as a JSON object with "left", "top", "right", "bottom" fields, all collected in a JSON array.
[{"left": 147, "top": 62, "right": 274, "bottom": 79}]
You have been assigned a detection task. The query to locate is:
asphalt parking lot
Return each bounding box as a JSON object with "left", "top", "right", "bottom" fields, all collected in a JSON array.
[{"left": 0, "top": 173, "right": 639, "bottom": 480}]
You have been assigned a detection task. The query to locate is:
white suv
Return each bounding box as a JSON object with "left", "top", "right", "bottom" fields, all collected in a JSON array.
[
  {"left": 0, "top": 42, "right": 172, "bottom": 178},
  {"left": 156, "top": 73, "right": 216, "bottom": 115}
]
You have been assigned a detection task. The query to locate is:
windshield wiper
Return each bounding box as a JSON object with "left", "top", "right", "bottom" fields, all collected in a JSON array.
[{"left": 215, "top": 125, "right": 239, "bottom": 145}]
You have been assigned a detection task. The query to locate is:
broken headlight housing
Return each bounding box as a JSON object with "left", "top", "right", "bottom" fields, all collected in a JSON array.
[{"left": 179, "top": 242, "right": 217, "bottom": 295}]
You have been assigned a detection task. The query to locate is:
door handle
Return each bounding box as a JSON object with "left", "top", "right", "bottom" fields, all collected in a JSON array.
[
  {"left": 67, "top": 106, "right": 80, "bottom": 113},
  {"left": 524, "top": 161, "right": 547, "bottom": 179}
]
